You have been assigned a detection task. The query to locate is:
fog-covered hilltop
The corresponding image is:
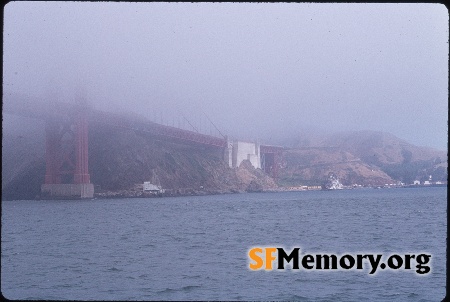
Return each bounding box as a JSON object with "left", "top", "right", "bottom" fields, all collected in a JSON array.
[{"left": 278, "top": 130, "right": 447, "bottom": 187}]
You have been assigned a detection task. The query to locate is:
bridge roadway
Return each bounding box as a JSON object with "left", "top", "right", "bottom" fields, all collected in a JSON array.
[{"left": 3, "top": 93, "right": 228, "bottom": 149}]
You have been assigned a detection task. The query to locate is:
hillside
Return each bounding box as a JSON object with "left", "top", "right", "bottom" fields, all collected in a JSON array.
[
  {"left": 89, "top": 126, "right": 278, "bottom": 196},
  {"left": 278, "top": 147, "right": 395, "bottom": 187},
  {"left": 2, "top": 115, "right": 45, "bottom": 189},
  {"left": 280, "top": 130, "right": 447, "bottom": 185}
]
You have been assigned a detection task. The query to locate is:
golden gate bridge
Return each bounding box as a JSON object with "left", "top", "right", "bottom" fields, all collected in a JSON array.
[{"left": 3, "top": 92, "right": 283, "bottom": 199}]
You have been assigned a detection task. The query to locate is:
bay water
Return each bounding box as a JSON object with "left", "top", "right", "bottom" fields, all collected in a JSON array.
[{"left": 1, "top": 187, "right": 446, "bottom": 301}]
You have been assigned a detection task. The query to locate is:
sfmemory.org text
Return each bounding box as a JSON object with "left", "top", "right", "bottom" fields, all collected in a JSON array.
[{"left": 248, "top": 247, "right": 431, "bottom": 275}]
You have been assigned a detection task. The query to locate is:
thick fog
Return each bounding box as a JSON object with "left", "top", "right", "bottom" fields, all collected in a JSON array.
[{"left": 3, "top": 2, "right": 448, "bottom": 149}]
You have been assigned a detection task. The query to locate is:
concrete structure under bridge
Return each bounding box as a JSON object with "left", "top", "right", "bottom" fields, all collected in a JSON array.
[{"left": 225, "top": 139, "right": 283, "bottom": 178}]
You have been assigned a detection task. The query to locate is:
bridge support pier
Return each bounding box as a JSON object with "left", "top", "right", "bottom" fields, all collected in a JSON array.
[{"left": 41, "top": 183, "right": 94, "bottom": 199}]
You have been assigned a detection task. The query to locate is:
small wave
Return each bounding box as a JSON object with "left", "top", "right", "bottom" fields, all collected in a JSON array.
[
  {"left": 181, "top": 285, "right": 201, "bottom": 291},
  {"left": 294, "top": 277, "right": 313, "bottom": 283},
  {"left": 157, "top": 285, "right": 201, "bottom": 294},
  {"left": 51, "top": 283, "right": 74, "bottom": 289},
  {"left": 181, "top": 274, "right": 202, "bottom": 279},
  {"left": 284, "top": 294, "right": 310, "bottom": 301},
  {"left": 157, "top": 287, "right": 177, "bottom": 294},
  {"left": 141, "top": 243, "right": 155, "bottom": 248},
  {"left": 407, "top": 292, "right": 419, "bottom": 298},
  {"left": 186, "top": 232, "right": 206, "bottom": 236}
]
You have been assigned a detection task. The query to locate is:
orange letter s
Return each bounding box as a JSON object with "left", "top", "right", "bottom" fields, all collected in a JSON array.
[{"left": 249, "top": 247, "right": 263, "bottom": 270}]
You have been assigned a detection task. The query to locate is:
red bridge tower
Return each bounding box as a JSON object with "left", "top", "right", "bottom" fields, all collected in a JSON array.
[{"left": 41, "top": 104, "right": 94, "bottom": 199}]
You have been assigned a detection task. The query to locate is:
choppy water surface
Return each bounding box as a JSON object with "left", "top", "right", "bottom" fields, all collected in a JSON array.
[{"left": 1, "top": 187, "right": 446, "bottom": 301}]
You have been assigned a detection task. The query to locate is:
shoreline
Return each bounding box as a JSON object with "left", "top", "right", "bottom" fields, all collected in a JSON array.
[{"left": 2, "top": 184, "right": 447, "bottom": 202}]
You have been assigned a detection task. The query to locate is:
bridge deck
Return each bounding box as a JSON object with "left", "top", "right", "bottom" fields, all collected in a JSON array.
[{"left": 4, "top": 94, "right": 227, "bottom": 149}]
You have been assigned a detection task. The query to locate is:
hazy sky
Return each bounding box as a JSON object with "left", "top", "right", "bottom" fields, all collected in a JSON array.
[{"left": 3, "top": 2, "right": 448, "bottom": 150}]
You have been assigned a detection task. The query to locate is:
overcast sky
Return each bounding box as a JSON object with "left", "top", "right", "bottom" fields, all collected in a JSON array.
[{"left": 3, "top": 2, "right": 448, "bottom": 150}]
